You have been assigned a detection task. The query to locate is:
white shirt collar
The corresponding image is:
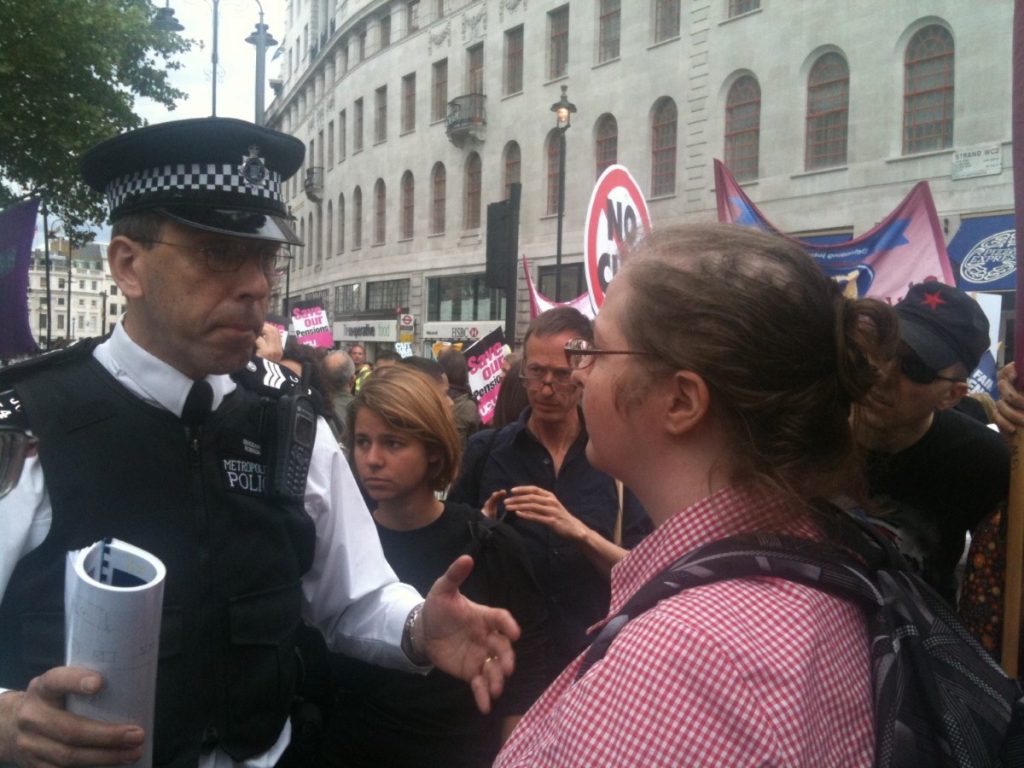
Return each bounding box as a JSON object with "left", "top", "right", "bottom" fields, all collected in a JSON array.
[{"left": 92, "top": 319, "right": 236, "bottom": 416}]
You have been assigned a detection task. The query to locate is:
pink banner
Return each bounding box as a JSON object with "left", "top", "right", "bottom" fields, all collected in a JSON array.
[
  {"left": 522, "top": 255, "right": 596, "bottom": 319},
  {"left": 289, "top": 300, "right": 333, "bottom": 348},
  {"left": 464, "top": 327, "right": 506, "bottom": 425},
  {"left": 715, "top": 160, "right": 955, "bottom": 303}
]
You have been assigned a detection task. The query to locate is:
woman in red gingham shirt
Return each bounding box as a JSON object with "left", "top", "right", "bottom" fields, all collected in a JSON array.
[{"left": 494, "top": 224, "right": 896, "bottom": 767}]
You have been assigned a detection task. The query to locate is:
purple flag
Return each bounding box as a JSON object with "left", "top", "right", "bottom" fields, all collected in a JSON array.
[{"left": 0, "top": 199, "right": 40, "bottom": 359}]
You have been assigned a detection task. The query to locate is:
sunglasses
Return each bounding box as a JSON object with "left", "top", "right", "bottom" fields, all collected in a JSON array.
[{"left": 898, "top": 350, "right": 964, "bottom": 385}]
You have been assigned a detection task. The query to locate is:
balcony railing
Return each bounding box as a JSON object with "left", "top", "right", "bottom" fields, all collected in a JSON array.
[
  {"left": 446, "top": 93, "right": 486, "bottom": 143},
  {"left": 304, "top": 167, "right": 324, "bottom": 202}
]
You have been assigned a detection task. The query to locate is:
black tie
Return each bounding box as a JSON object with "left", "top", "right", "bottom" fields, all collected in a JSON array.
[{"left": 181, "top": 380, "right": 213, "bottom": 427}]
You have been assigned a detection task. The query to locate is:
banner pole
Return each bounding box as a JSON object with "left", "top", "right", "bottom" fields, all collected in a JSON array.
[{"left": 1001, "top": 0, "right": 1024, "bottom": 677}]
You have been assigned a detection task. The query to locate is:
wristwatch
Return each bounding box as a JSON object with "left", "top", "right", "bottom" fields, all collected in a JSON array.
[{"left": 401, "top": 602, "right": 430, "bottom": 666}]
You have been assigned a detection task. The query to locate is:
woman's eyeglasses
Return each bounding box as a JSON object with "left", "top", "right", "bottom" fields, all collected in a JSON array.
[
  {"left": 146, "top": 239, "right": 286, "bottom": 277},
  {"left": 564, "top": 337, "right": 656, "bottom": 370}
]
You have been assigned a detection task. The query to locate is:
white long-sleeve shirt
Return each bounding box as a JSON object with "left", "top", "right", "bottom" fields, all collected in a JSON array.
[{"left": 0, "top": 321, "right": 424, "bottom": 767}]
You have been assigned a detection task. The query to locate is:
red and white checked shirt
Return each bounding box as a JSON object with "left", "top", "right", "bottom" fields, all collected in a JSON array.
[{"left": 494, "top": 486, "right": 874, "bottom": 767}]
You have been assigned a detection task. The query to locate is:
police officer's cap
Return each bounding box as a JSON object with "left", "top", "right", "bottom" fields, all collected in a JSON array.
[{"left": 81, "top": 117, "right": 305, "bottom": 246}]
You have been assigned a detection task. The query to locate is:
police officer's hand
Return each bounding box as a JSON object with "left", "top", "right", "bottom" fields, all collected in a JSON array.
[
  {"left": 0, "top": 667, "right": 143, "bottom": 767},
  {"left": 995, "top": 363, "right": 1024, "bottom": 438},
  {"left": 418, "top": 555, "right": 521, "bottom": 715}
]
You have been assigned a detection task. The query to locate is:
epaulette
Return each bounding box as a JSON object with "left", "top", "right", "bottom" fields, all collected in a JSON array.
[
  {"left": 0, "top": 338, "right": 102, "bottom": 387},
  {"left": 232, "top": 356, "right": 302, "bottom": 398},
  {"left": 0, "top": 339, "right": 104, "bottom": 430}
]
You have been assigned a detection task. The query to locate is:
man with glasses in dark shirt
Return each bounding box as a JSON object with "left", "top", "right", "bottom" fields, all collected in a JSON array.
[
  {"left": 853, "top": 281, "right": 1008, "bottom": 605},
  {"left": 450, "top": 307, "right": 652, "bottom": 682}
]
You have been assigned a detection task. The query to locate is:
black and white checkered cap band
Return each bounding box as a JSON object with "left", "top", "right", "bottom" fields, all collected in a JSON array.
[{"left": 105, "top": 162, "right": 283, "bottom": 213}]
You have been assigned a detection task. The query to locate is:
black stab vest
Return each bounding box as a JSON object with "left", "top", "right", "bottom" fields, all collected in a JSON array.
[{"left": 0, "top": 349, "right": 316, "bottom": 767}]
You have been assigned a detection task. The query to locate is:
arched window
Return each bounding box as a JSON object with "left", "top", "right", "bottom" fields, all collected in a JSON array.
[
  {"left": 464, "top": 152, "right": 482, "bottom": 229},
  {"left": 337, "top": 193, "right": 345, "bottom": 253},
  {"left": 315, "top": 207, "right": 323, "bottom": 265},
  {"left": 353, "top": 186, "right": 363, "bottom": 248},
  {"left": 374, "top": 178, "right": 386, "bottom": 245},
  {"left": 400, "top": 171, "right": 415, "bottom": 240},
  {"left": 307, "top": 213, "right": 314, "bottom": 266},
  {"left": 903, "top": 25, "right": 954, "bottom": 154},
  {"left": 806, "top": 53, "right": 849, "bottom": 170},
  {"left": 651, "top": 98, "right": 677, "bottom": 196},
  {"left": 503, "top": 141, "right": 521, "bottom": 199},
  {"left": 431, "top": 163, "right": 446, "bottom": 234},
  {"left": 725, "top": 75, "right": 760, "bottom": 181},
  {"left": 546, "top": 129, "right": 562, "bottom": 216},
  {"left": 595, "top": 113, "right": 618, "bottom": 178},
  {"left": 325, "top": 200, "right": 333, "bottom": 259}
]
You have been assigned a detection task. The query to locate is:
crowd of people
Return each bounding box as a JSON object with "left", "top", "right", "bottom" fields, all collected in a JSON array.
[{"left": 0, "top": 116, "right": 1021, "bottom": 767}]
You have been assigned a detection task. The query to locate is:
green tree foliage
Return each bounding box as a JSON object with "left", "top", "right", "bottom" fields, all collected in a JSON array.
[{"left": 0, "top": 0, "right": 190, "bottom": 241}]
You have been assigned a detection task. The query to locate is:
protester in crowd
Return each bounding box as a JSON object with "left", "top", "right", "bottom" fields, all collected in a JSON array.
[
  {"left": 349, "top": 343, "right": 373, "bottom": 393},
  {"left": 321, "top": 349, "right": 356, "bottom": 438},
  {"left": 374, "top": 348, "right": 402, "bottom": 368},
  {"left": 438, "top": 346, "right": 482, "bottom": 447},
  {"left": 491, "top": 360, "right": 529, "bottom": 430},
  {"left": 318, "top": 366, "right": 548, "bottom": 768},
  {"left": 396, "top": 355, "right": 453, "bottom": 405},
  {"left": 851, "top": 281, "right": 1009, "bottom": 605},
  {"left": 495, "top": 222, "right": 891, "bottom": 766},
  {"left": 449, "top": 307, "right": 652, "bottom": 682},
  {"left": 0, "top": 117, "right": 518, "bottom": 768}
]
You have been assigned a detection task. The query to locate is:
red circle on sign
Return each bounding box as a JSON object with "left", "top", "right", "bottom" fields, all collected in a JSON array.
[{"left": 584, "top": 166, "right": 652, "bottom": 313}]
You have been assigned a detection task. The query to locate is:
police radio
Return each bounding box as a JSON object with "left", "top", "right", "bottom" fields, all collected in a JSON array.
[{"left": 270, "top": 369, "right": 317, "bottom": 498}]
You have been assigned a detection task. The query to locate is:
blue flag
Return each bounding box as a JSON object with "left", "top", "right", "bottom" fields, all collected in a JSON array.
[{"left": 0, "top": 199, "right": 40, "bottom": 359}]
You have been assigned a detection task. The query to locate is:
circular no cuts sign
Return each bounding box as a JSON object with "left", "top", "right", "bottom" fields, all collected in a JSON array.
[{"left": 584, "top": 165, "right": 652, "bottom": 314}]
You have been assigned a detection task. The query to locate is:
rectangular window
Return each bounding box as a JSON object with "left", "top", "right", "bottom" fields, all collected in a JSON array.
[
  {"left": 110, "top": 285, "right": 118, "bottom": 296},
  {"left": 335, "top": 283, "right": 361, "bottom": 315},
  {"left": 354, "top": 98, "right": 364, "bottom": 152},
  {"left": 597, "top": 0, "right": 620, "bottom": 63},
  {"left": 91, "top": 281, "right": 97, "bottom": 290},
  {"left": 358, "top": 27, "right": 367, "bottom": 60},
  {"left": 57, "top": 314, "right": 64, "bottom": 330},
  {"left": 407, "top": 1, "right": 420, "bottom": 32},
  {"left": 38, "top": 313, "right": 47, "bottom": 329},
  {"left": 380, "top": 15, "right": 391, "bottom": 48},
  {"left": 427, "top": 274, "right": 506, "bottom": 322},
  {"left": 366, "top": 278, "right": 410, "bottom": 312},
  {"left": 729, "top": 0, "right": 760, "bottom": 16},
  {"left": 78, "top": 280, "right": 85, "bottom": 289},
  {"left": 375, "top": 86, "right": 387, "bottom": 143},
  {"left": 432, "top": 59, "right": 448, "bottom": 122},
  {"left": 109, "top": 304, "right": 118, "bottom": 316},
  {"left": 538, "top": 264, "right": 584, "bottom": 302},
  {"left": 504, "top": 26, "right": 523, "bottom": 95},
  {"left": 339, "top": 109, "right": 347, "bottom": 160},
  {"left": 328, "top": 121, "right": 335, "bottom": 166},
  {"left": 317, "top": 130, "right": 324, "bottom": 167},
  {"left": 402, "top": 73, "right": 416, "bottom": 132},
  {"left": 654, "top": 0, "right": 680, "bottom": 42},
  {"left": 467, "top": 44, "right": 484, "bottom": 94},
  {"left": 549, "top": 6, "right": 569, "bottom": 79}
]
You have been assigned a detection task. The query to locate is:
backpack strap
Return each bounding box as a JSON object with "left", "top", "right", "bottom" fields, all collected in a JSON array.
[{"left": 576, "top": 531, "right": 882, "bottom": 680}]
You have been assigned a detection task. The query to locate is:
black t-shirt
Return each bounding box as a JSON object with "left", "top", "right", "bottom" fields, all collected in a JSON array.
[
  {"left": 319, "top": 502, "right": 548, "bottom": 768},
  {"left": 864, "top": 408, "right": 1009, "bottom": 604}
]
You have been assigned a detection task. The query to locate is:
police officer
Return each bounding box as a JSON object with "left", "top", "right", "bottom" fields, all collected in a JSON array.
[{"left": 0, "top": 117, "right": 517, "bottom": 768}]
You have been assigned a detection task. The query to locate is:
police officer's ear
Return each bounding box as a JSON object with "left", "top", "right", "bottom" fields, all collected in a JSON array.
[{"left": 107, "top": 236, "right": 147, "bottom": 300}]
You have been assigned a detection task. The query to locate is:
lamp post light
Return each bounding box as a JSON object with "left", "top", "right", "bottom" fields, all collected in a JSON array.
[
  {"left": 246, "top": 1, "right": 279, "bottom": 126},
  {"left": 152, "top": 0, "right": 184, "bottom": 32},
  {"left": 550, "top": 84, "right": 576, "bottom": 302}
]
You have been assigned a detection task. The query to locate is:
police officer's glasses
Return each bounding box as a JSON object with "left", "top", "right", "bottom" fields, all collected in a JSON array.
[
  {"left": 564, "top": 337, "right": 656, "bottom": 370},
  {"left": 147, "top": 240, "right": 286, "bottom": 277}
]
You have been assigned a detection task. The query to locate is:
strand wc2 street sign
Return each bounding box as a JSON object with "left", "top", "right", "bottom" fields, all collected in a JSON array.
[{"left": 584, "top": 165, "right": 652, "bottom": 315}]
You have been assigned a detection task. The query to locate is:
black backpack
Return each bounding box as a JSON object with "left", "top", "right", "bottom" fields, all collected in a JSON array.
[{"left": 576, "top": 514, "right": 1024, "bottom": 768}]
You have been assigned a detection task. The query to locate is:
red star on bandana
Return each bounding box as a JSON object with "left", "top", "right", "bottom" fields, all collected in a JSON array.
[{"left": 920, "top": 290, "right": 946, "bottom": 311}]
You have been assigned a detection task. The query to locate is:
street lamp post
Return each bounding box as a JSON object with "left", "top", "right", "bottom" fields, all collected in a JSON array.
[
  {"left": 41, "top": 203, "right": 52, "bottom": 349},
  {"left": 246, "top": 1, "right": 279, "bottom": 126},
  {"left": 550, "top": 85, "right": 576, "bottom": 302}
]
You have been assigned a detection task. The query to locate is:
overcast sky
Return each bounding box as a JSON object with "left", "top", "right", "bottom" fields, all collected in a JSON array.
[{"left": 36, "top": 0, "right": 289, "bottom": 246}]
